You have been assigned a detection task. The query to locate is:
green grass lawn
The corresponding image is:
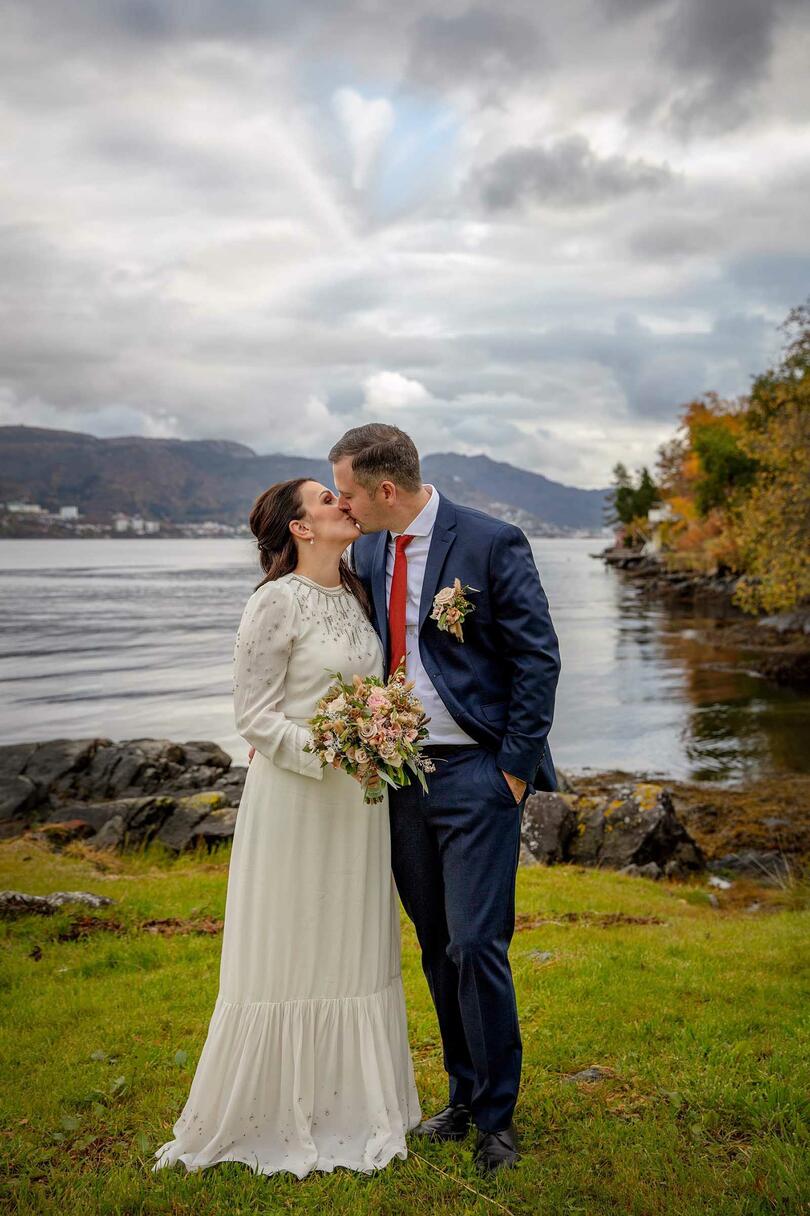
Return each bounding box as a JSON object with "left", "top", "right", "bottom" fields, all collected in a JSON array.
[{"left": 1, "top": 836, "right": 808, "bottom": 1216}]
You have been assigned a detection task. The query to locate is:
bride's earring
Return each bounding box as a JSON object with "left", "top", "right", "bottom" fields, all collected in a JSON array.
[{"left": 309, "top": 537, "right": 315, "bottom": 546}]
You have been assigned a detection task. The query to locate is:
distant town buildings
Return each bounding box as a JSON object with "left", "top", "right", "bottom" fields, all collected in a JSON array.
[
  {"left": 0, "top": 501, "right": 163, "bottom": 538},
  {"left": 4, "top": 500, "right": 80, "bottom": 519},
  {"left": 113, "top": 513, "right": 160, "bottom": 535},
  {"left": 6, "top": 501, "right": 47, "bottom": 514},
  {"left": 179, "top": 520, "right": 248, "bottom": 537},
  {"left": 0, "top": 501, "right": 249, "bottom": 540}
]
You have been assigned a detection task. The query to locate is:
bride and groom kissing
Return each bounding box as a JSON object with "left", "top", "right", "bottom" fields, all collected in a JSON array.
[{"left": 152, "top": 421, "right": 561, "bottom": 1180}]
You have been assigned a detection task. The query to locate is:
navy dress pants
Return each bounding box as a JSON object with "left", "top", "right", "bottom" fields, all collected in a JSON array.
[{"left": 388, "top": 744, "right": 527, "bottom": 1132}]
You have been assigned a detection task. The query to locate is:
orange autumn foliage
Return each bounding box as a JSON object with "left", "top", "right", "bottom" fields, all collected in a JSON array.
[
  {"left": 654, "top": 394, "right": 751, "bottom": 576},
  {"left": 651, "top": 303, "right": 810, "bottom": 612}
]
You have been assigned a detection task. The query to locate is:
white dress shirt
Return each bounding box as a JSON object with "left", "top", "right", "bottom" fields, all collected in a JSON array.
[{"left": 386, "top": 485, "right": 476, "bottom": 746}]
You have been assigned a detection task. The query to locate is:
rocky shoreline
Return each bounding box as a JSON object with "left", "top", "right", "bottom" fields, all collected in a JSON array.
[
  {"left": 1, "top": 737, "right": 806, "bottom": 883},
  {"left": 0, "top": 737, "right": 241, "bottom": 854},
  {"left": 594, "top": 546, "right": 810, "bottom": 686}
]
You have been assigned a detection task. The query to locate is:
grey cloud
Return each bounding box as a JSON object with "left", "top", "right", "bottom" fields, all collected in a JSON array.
[
  {"left": 643, "top": 0, "right": 805, "bottom": 136},
  {"left": 0, "top": 227, "right": 434, "bottom": 415},
  {"left": 113, "top": 1, "right": 172, "bottom": 39},
  {"left": 408, "top": 7, "right": 549, "bottom": 90},
  {"left": 727, "top": 253, "right": 810, "bottom": 308},
  {"left": 86, "top": 123, "right": 255, "bottom": 197},
  {"left": 0, "top": 224, "right": 61, "bottom": 288},
  {"left": 598, "top": 0, "right": 668, "bottom": 13},
  {"left": 7, "top": 0, "right": 301, "bottom": 48},
  {"left": 627, "top": 217, "right": 721, "bottom": 260},
  {"left": 442, "top": 415, "right": 525, "bottom": 447},
  {"left": 662, "top": 0, "right": 781, "bottom": 78},
  {"left": 463, "top": 310, "right": 779, "bottom": 418},
  {"left": 325, "top": 386, "right": 365, "bottom": 415},
  {"left": 289, "top": 274, "right": 389, "bottom": 322},
  {"left": 400, "top": 369, "right": 537, "bottom": 403},
  {"left": 473, "top": 134, "right": 674, "bottom": 211}
]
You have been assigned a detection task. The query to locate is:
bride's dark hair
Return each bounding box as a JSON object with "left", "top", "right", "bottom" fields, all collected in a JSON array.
[{"left": 249, "top": 477, "right": 372, "bottom": 617}]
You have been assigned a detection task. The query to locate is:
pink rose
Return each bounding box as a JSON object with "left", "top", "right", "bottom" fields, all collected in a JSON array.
[{"left": 433, "top": 585, "right": 455, "bottom": 607}]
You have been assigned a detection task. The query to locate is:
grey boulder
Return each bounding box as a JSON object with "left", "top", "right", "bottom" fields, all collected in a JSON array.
[{"left": 521, "top": 781, "right": 704, "bottom": 876}]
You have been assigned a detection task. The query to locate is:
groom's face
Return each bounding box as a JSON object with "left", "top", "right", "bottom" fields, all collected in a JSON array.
[{"left": 332, "top": 458, "right": 390, "bottom": 534}]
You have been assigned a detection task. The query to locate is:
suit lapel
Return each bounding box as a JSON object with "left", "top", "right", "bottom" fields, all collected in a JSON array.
[
  {"left": 370, "top": 529, "right": 390, "bottom": 657},
  {"left": 418, "top": 494, "right": 458, "bottom": 633}
]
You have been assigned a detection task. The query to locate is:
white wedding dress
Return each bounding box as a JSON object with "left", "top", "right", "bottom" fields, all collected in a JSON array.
[{"left": 152, "top": 572, "right": 421, "bottom": 1179}]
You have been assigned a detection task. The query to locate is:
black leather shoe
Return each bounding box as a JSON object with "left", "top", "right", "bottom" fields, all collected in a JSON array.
[
  {"left": 410, "top": 1103, "right": 472, "bottom": 1141},
  {"left": 472, "top": 1123, "right": 521, "bottom": 1174}
]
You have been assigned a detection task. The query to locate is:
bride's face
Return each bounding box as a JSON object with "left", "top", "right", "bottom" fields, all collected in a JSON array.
[{"left": 293, "top": 481, "right": 360, "bottom": 548}]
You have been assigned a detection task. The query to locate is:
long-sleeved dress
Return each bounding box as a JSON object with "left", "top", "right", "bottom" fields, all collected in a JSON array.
[{"left": 151, "top": 571, "right": 421, "bottom": 1178}]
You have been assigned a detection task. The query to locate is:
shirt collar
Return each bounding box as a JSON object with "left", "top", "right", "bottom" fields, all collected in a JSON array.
[{"left": 390, "top": 484, "right": 439, "bottom": 540}]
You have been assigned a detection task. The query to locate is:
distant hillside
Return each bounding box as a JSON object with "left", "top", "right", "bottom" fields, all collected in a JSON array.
[
  {"left": 0, "top": 426, "right": 610, "bottom": 534},
  {"left": 423, "top": 452, "right": 609, "bottom": 533}
]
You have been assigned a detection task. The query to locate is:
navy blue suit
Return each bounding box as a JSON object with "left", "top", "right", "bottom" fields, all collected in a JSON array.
[{"left": 352, "top": 492, "right": 561, "bottom": 1131}]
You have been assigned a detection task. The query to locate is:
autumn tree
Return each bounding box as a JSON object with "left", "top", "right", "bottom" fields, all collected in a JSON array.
[
  {"left": 730, "top": 302, "right": 810, "bottom": 613},
  {"left": 692, "top": 410, "right": 759, "bottom": 516},
  {"left": 653, "top": 395, "right": 749, "bottom": 575},
  {"left": 605, "top": 463, "right": 661, "bottom": 537}
]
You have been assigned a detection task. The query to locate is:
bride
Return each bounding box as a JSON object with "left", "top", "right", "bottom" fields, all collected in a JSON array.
[{"left": 152, "top": 477, "right": 421, "bottom": 1179}]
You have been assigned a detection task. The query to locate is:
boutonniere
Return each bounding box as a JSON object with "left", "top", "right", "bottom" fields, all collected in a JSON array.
[{"left": 431, "top": 577, "right": 478, "bottom": 642}]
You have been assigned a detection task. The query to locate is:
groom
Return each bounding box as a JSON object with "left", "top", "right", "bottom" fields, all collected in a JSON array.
[{"left": 330, "top": 423, "right": 561, "bottom": 1175}]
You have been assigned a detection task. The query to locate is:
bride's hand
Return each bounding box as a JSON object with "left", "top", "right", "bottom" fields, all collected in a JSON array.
[{"left": 248, "top": 746, "right": 256, "bottom": 763}]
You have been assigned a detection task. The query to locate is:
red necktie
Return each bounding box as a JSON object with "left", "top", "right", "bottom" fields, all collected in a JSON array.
[{"left": 388, "top": 533, "right": 414, "bottom": 677}]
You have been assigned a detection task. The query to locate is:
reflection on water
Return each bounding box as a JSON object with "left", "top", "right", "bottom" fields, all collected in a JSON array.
[
  {"left": 0, "top": 537, "right": 807, "bottom": 784},
  {"left": 656, "top": 613, "right": 809, "bottom": 781}
]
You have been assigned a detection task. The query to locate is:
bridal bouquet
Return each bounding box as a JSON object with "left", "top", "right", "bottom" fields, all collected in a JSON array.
[{"left": 304, "top": 665, "right": 435, "bottom": 804}]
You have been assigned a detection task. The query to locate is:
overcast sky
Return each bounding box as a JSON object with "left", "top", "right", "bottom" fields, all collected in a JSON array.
[{"left": 1, "top": 0, "right": 808, "bottom": 489}]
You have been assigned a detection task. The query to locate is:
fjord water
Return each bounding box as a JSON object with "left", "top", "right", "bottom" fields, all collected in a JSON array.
[{"left": 1, "top": 537, "right": 807, "bottom": 783}]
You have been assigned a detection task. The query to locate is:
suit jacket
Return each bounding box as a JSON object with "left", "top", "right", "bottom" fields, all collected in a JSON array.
[{"left": 351, "top": 491, "right": 561, "bottom": 792}]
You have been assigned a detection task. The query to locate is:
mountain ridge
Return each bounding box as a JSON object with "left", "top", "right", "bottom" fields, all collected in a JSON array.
[{"left": 0, "top": 425, "right": 610, "bottom": 534}]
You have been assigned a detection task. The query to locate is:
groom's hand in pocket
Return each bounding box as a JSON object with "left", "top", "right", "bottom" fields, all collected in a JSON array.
[{"left": 501, "top": 770, "right": 527, "bottom": 803}]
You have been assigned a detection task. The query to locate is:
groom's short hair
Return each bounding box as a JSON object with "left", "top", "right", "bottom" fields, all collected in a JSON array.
[{"left": 328, "top": 423, "right": 422, "bottom": 493}]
